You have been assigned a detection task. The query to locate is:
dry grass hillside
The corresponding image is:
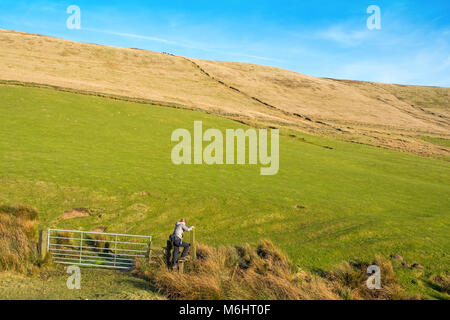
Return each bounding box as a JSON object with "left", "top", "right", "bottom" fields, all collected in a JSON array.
[{"left": 1, "top": 29, "right": 449, "bottom": 158}]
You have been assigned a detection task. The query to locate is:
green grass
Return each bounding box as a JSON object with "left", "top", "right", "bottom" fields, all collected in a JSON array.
[
  {"left": 0, "top": 268, "right": 164, "bottom": 300},
  {"left": 422, "top": 136, "right": 450, "bottom": 148},
  {"left": 0, "top": 84, "right": 449, "bottom": 298}
]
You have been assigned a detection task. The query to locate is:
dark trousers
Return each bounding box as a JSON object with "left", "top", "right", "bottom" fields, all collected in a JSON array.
[{"left": 171, "top": 238, "right": 190, "bottom": 266}]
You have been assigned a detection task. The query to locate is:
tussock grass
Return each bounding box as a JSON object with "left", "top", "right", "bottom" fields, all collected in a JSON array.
[
  {"left": 430, "top": 274, "right": 450, "bottom": 294},
  {"left": 325, "top": 255, "right": 414, "bottom": 300},
  {"left": 0, "top": 205, "right": 40, "bottom": 274},
  {"left": 55, "top": 231, "right": 74, "bottom": 246},
  {"left": 134, "top": 240, "right": 413, "bottom": 300}
]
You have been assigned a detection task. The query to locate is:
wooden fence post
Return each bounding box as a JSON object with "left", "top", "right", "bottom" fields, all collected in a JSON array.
[
  {"left": 178, "top": 261, "right": 184, "bottom": 274},
  {"left": 165, "top": 239, "right": 173, "bottom": 268},
  {"left": 39, "top": 229, "right": 48, "bottom": 260},
  {"left": 190, "top": 228, "right": 196, "bottom": 261}
]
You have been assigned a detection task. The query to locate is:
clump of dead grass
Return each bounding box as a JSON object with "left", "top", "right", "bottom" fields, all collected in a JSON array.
[
  {"left": 134, "top": 240, "right": 414, "bottom": 300},
  {"left": 430, "top": 274, "right": 450, "bottom": 294},
  {"left": 0, "top": 205, "right": 40, "bottom": 274},
  {"left": 135, "top": 240, "right": 335, "bottom": 300},
  {"left": 325, "top": 255, "right": 413, "bottom": 300}
]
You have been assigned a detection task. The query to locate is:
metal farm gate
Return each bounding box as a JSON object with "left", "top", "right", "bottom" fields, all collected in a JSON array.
[{"left": 47, "top": 229, "right": 152, "bottom": 270}]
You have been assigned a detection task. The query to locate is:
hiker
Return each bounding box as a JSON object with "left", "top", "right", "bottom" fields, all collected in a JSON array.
[{"left": 170, "top": 218, "right": 194, "bottom": 268}]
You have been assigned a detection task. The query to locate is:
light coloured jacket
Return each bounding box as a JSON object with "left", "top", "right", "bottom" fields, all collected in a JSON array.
[{"left": 172, "top": 222, "right": 194, "bottom": 240}]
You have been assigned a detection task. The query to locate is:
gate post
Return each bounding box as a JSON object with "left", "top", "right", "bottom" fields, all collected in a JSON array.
[
  {"left": 165, "top": 239, "right": 173, "bottom": 268},
  {"left": 178, "top": 261, "right": 184, "bottom": 274},
  {"left": 146, "top": 239, "right": 152, "bottom": 263},
  {"left": 190, "top": 229, "right": 196, "bottom": 261},
  {"left": 38, "top": 229, "right": 48, "bottom": 260}
]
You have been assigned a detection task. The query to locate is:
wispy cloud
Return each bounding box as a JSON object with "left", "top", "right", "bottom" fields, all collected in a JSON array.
[
  {"left": 84, "top": 27, "right": 284, "bottom": 63},
  {"left": 316, "top": 25, "right": 371, "bottom": 46},
  {"left": 84, "top": 28, "right": 178, "bottom": 45},
  {"left": 443, "top": 56, "right": 450, "bottom": 69},
  {"left": 334, "top": 47, "right": 450, "bottom": 87}
]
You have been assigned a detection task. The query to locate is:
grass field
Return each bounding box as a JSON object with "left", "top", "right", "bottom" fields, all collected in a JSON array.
[
  {"left": 0, "top": 268, "right": 163, "bottom": 300},
  {"left": 0, "top": 84, "right": 449, "bottom": 298}
]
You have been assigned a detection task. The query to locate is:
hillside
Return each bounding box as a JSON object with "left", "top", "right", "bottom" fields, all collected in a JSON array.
[
  {"left": 0, "top": 85, "right": 449, "bottom": 298},
  {"left": 1, "top": 29, "right": 449, "bottom": 159}
]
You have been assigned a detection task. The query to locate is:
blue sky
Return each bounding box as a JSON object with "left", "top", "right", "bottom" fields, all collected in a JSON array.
[{"left": 1, "top": 0, "right": 449, "bottom": 86}]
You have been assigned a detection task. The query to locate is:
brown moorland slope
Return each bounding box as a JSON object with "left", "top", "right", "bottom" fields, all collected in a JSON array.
[{"left": 1, "top": 29, "right": 449, "bottom": 158}]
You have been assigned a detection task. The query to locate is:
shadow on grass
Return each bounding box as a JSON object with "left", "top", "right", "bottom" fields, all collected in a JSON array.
[{"left": 121, "top": 271, "right": 160, "bottom": 294}]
